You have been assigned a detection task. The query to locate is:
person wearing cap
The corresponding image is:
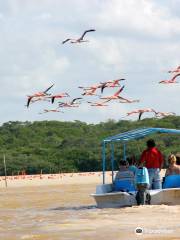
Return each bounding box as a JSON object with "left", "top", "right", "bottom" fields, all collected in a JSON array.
[{"left": 140, "top": 139, "right": 164, "bottom": 189}]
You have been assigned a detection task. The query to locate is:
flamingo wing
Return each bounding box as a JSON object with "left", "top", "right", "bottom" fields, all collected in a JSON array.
[
  {"left": 118, "top": 96, "right": 130, "bottom": 101},
  {"left": 102, "top": 99, "right": 111, "bottom": 103},
  {"left": 171, "top": 73, "right": 180, "bottom": 81},
  {"left": 44, "top": 84, "right": 54, "bottom": 94},
  {"left": 138, "top": 112, "right": 143, "bottom": 121},
  {"left": 79, "top": 29, "right": 96, "bottom": 40},
  {"left": 27, "top": 97, "right": 32, "bottom": 107},
  {"left": 71, "top": 97, "right": 82, "bottom": 104},
  {"left": 51, "top": 96, "right": 55, "bottom": 104},
  {"left": 62, "top": 38, "right": 71, "bottom": 44},
  {"left": 115, "top": 78, "right": 126, "bottom": 83},
  {"left": 101, "top": 83, "right": 107, "bottom": 93},
  {"left": 114, "top": 85, "right": 125, "bottom": 96}
]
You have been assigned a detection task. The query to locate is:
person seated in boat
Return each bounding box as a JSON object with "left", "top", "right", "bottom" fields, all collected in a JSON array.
[
  {"left": 127, "top": 156, "right": 138, "bottom": 175},
  {"left": 115, "top": 160, "right": 135, "bottom": 181},
  {"left": 140, "top": 139, "right": 164, "bottom": 189},
  {"left": 165, "top": 154, "right": 180, "bottom": 177},
  {"left": 114, "top": 160, "right": 135, "bottom": 191}
]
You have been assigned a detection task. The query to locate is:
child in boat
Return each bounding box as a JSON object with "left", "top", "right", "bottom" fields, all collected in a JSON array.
[{"left": 165, "top": 154, "right": 180, "bottom": 176}]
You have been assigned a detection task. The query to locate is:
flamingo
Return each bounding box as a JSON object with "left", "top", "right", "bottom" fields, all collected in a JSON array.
[
  {"left": 101, "top": 79, "right": 125, "bottom": 93},
  {"left": 25, "top": 96, "right": 51, "bottom": 107},
  {"left": 87, "top": 100, "right": 110, "bottom": 107},
  {"left": 69, "top": 97, "right": 83, "bottom": 104},
  {"left": 62, "top": 29, "right": 96, "bottom": 44},
  {"left": 58, "top": 98, "right": 82, "bottom": 108},
  {"left": 30, "top": 96, "right": 51, "bottom": 103},
  {"left": 58, "top": 103, "right": 79, "bottom": 108},
  {"left": 154, "top": 111, "right": 176, "bottom": 118},
  {"left": 39, "top": 108, "right": 64, "bottom": 114},
  {"left": 26, "top": 84, "right": 54, "bottom": 107},
  {"left": 82, "top": 88, "right": 100, "bottom": 96},
  {"left": 78, "top": 83, "right": 102, "bottom": 91},
  {"left": 118, "top": 98, "right": 140, "bottom": 103},
  {"left": 50, "top": 92, "right": 70, "bottom": 104},
  {"left": 126, "top": 108, "right": 156, "bottom": 120},
  {"left": 168, "top": 66, "right": 180, "bottom": 73},
  {"left": 100, "top": 86, "right": 125, "bottom": 100},
  {"left": 159, "top": 73, "right": 180, "bottom": 84}
]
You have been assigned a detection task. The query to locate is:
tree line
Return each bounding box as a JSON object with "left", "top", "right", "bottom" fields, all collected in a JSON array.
[{"left": 0, "top": 116, "right": 179, "bottom": 175}]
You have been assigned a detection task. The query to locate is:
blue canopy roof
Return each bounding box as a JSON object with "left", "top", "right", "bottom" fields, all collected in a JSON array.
[{"left": 104, "top": 127, "right": 180, "bottom": 143}]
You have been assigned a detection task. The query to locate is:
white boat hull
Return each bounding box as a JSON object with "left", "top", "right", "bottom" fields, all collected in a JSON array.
[
  {"left": 91, "top": 184, "right": 180, "bottom": 208},
  {"left": 151, "top": 188, "right": 180, "bottom": 205}
]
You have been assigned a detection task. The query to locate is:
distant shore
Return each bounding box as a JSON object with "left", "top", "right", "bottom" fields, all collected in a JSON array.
[
  {"left": 0, "top": 169, "right": 166, "bottom": 188},
  {"left": 0, "top": 171, "right": 110, "bottom": 188}
]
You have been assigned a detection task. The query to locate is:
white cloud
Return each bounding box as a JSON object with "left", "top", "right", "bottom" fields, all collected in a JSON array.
[{"left": 95, "top": 0, "right": 180, "bottom": 39}]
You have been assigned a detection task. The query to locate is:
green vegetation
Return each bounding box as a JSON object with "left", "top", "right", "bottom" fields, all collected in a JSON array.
[{"left": 0, "top": 117, "right": 179, "bottom": 175}]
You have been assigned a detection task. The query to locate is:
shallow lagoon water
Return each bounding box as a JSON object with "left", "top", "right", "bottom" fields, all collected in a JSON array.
[{"left": 0, "top": 184, "right": 180, "bottom": 240}]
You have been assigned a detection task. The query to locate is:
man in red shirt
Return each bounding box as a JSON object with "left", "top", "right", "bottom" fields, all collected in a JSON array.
[{"left": 140, "top": 139, "right": 163, "bottom": 189}]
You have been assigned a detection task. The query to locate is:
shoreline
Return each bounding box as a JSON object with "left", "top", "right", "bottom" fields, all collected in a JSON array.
[
  {"left": 0, "top": 169, "right": 166, "bottom": 188},
  {"left": 0, "top": 171, "right": 110, "bottom": 188}
]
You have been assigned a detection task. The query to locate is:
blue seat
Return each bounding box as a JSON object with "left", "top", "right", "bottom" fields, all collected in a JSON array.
[
  {"left": 163, "top": 175, "right": 180, "bottom": 189},
  {"left": 114, "top": 179, "right": 135, "bottom": 192},
  {"left": 135, "top": 167, "right": 150, "bottom": 185}
]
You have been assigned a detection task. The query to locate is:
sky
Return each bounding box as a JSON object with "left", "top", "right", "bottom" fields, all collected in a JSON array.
[{"left": 0, "top": 0, "right": 180, "bottom": 124}]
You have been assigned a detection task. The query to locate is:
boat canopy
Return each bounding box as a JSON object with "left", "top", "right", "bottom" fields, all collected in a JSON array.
[
  {"left": 102, "top": 127, "right": 180, "bottom": 184},
  {"left": 103, "top": 127, "right": 180, "bottom": 142}
]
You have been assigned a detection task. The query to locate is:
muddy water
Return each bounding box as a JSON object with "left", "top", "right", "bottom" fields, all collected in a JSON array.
[{"left": 0, "top": 184, "right": 180, "bottom": 240}]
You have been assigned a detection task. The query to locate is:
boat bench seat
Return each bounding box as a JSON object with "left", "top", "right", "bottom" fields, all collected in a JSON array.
[{"left": 163, "top": 175, "right": 180, "bottom": 189}]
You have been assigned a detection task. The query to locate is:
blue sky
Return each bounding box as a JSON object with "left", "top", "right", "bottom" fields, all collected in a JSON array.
[{"left": 0, "top": 0, "right": 179, "bottom": 124}]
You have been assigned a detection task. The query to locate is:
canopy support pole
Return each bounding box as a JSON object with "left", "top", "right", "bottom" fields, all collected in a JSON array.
[
  {"left": 102, "top": 141, "right": 106, "bottom": 184},
  {"left": 110, "top": 142, "right": 115, "bottom": 183},
  {"left": 123, "top": 142, "right": 126, "bottom": 161}
]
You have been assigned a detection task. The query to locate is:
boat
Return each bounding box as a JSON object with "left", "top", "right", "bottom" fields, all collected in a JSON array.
[{"left": 91, "top": 127, "right": 180, "bottom": 208}]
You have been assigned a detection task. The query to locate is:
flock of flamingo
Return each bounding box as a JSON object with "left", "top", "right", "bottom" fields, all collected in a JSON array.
[
  {"left": 26, "top": 29, "right": 179, "bottom": 121},
  {"left": 0, "top": 171, "right": 108, "bottom": 182}
]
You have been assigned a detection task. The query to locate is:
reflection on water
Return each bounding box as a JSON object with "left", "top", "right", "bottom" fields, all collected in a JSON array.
[
  {"left": 0, "top": 184, "right": 180, "bottom": 240},
  {"left": 51, "top": 205, "right": 96, "bottom": 211}
]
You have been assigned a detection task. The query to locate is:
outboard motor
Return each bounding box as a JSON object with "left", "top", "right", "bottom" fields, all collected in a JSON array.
[{"left": 135, "top": 167, "right": 151, "bottom": 205}]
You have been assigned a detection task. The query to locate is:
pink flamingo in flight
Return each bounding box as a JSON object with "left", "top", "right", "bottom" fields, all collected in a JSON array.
[
  {"left": 87, "top": 100, "right": 110, "bottom": 107},
  {"left": 25, "top": 96, "right": 51, "bottom": 107},
  {"left": 100, "top": 86, "right": 125, "bottom": 100},
  {"left": 159, "top": 73, "right": 180, "bottom": 84},
  {"left": 58, "top": 98, "right": 82, "bottom": 108},
  {"left": 39, "top": 108, "right": 64, "bottom": 114},
  {"left": 118, "top": 98, "right": 140, "bottom": 103},
  {"left": 50, "top": 92, "right": 70, "bottom": 104},
  {"left": 154, "top": 111, "right": 176, "bottom": 118},
  {"left": 126, "top": 108, "right": 156, "bottom": 120},
  {"left": 78, "top": 83, "right": 102, "bottom": 91},
  {"left": 81, "top": 88, "right": 100, "bottom": 97},
  {"left": 62, "top": 29, "right": 96, "bottom": 44},
  {"left": 26, "top": 84, "right": 54, "bottom": 107},
  {"left": 101, "top": 79, "right": 125, "bottom": 93}
]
